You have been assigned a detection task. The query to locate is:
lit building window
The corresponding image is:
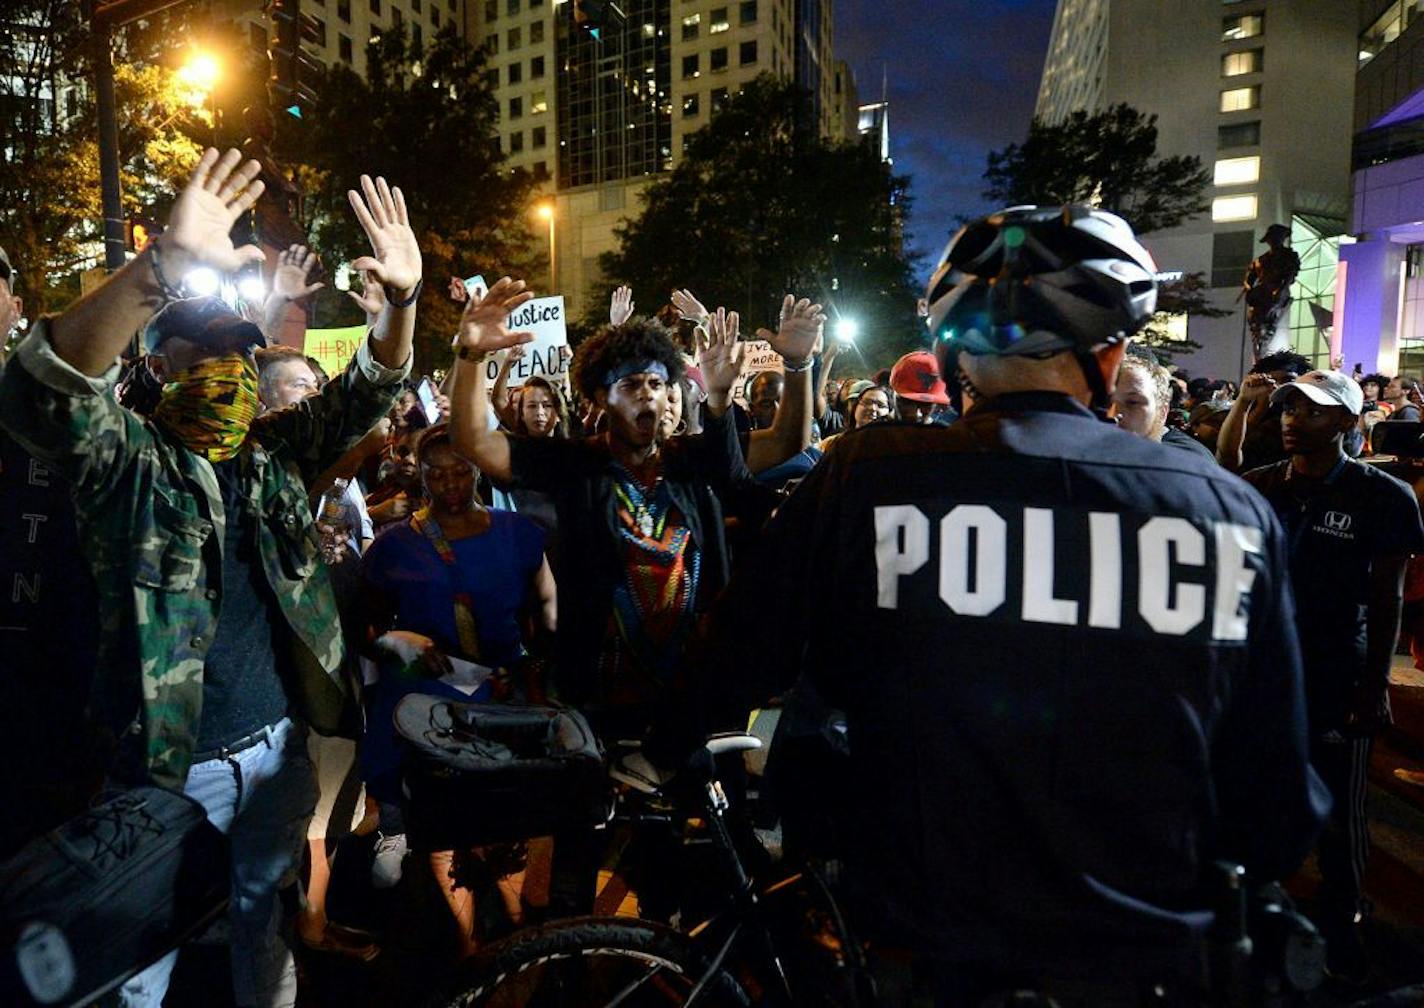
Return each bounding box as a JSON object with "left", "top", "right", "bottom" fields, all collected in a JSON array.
[
  {"left": 1222, "top": 13, "right": 1262, "bottom": 41},
  {"left": 1214, "top": 155, "right": 1260, "bottom": 186},
  {"left": 531, "top": 90, "right": 547, "bottom": 114},
  {"left": 1360, "top": 1, "right": 1414, "bottom": 65},
  {"left": 1220, "top": 86, "right": 1260, "bottom": 113},
  {"left": 710, "top": 6, "right": 730, "bottom": 33},
  {"left": 1221, "top": 49, "right": 1262, "bottom": 77},
  {"left": 681, "top": 13, "right": 699, "bottom": 40},
  {"left": 1212, "top": 194, "right": 1259, "bottom": 222}
]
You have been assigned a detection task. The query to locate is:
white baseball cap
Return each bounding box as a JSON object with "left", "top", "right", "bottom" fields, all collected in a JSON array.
[{"left": 1269, "top": 369, "right": 1365, "bottom": 416}]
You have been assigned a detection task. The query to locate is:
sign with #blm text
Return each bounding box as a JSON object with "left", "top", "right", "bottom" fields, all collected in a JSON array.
[
  {"left": 303, "top": 325, "right": 367, "bottom": 381},
  {"left": 732, "top": 339, "right": 784, "bottom": 408},
  {"left": 482, "top": 295, "right": 570, "bottom": 388}
]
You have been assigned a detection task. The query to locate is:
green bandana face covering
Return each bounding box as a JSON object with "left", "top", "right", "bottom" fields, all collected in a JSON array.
[{"left": 151, "top": 353, "right": 260, "bottom": 461}]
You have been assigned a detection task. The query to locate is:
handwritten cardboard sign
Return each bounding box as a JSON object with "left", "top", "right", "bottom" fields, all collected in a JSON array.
[
  {"left": 482, "top": 295, "right": 570, "bottom": 388},
  {"left": 303, "top": 325, "right": 366, "bottom": 380}
]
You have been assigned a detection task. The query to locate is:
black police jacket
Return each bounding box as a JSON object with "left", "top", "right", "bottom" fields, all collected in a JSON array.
[{"left": 716, "top": 391, "right": 1328, "bottom": 982}]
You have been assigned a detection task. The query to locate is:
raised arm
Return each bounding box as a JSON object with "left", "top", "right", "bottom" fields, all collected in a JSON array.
[
  {"left": 261, "top": 244, "right": 324, "bottom": 343},
  {"left": 745, "top": 294, "right": 822, "bottom": 473},
  {"left": 814, "top": 340, "right": 840, "bottom": 420},
  {"left": 51, "top": 148, "right": 266, "bottom": 376},
  {"left": 1215, "top": 373, "right": 1276, "bottom": 472},
  {"left": 491, "top": 344, "right": 526, "bottom": 429},
  {"left": 448, "top": 276, "right": 536, "bottom": 484},
  {"left": 347, "top": 174, "right": 420, "bottom": 371}
]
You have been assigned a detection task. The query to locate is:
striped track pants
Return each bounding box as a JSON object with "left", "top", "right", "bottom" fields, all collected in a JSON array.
[{"left": 1312, "top": 733, "right": 1374, "bottom": 924}]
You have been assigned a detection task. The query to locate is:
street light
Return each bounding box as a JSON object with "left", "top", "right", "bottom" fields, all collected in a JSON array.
[
  {"left": 177, "top": 51, "right": 220, "bottom": 94},
  {"left": 835, "top": 318, "right": 859, "bottom": 344},
  {"left": 536, "top": 201, "right": 556, "bottom": 292}
]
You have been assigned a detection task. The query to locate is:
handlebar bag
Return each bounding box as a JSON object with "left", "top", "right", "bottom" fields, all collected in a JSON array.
[
  {"left": 0, "top": 787, "right": 228, "bottom": 1007},
  {"left": 395, "top": 697, "right": 608, "bottom": 849}
]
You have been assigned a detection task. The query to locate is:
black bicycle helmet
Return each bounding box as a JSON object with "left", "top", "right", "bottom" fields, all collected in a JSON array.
[{"left": 925, "top": 205, "right": 1158, "bottom": 358}]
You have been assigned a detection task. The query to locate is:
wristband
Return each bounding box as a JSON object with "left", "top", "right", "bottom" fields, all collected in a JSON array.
[
  {"left": 384, "top": 278, "right": 423, "bottom": 308},
  {"left": 148, "top": 240, "right": 186, "bottom": 302},
  {"left": 456, "top": 346, "right": 490, "bottom": 363},
  {"left": 781, "top": 356, "right": 814, "bottom": 373}
]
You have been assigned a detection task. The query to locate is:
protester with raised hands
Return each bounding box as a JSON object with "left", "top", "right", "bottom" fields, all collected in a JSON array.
[
  {"left": 609, "top": 284, "right": 635, "bottom": 326},
  {"left": 449, "top": 277, "right": 774, "bottom": 916},
  {"left": 259, "top": 243, "right": 324, "bottom": 343},
  {"left": 0, "top": 150, "right": 419, "bottom": 1008}
]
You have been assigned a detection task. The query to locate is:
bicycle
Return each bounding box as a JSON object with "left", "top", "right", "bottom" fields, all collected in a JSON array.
[
  {"left": 416, "top": 719, "right": 1336, "bottom": 1008},
  {"left": 422, "top": 730, "right": 871, "bottom": 1007}
]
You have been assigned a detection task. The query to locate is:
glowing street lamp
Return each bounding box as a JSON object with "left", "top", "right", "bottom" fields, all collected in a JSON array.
[
  {"left": 535, "top": 201, "right": 556, "bottom": 291},
  {"left": 177, "top": 51, "right": 221, "bottom": 93},
  {"left": 835, "top": 318, "right": 859, "bottom": 344}
]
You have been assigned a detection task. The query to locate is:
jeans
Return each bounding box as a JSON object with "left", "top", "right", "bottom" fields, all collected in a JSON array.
[{"left": 118, "top": 718, "right": 318, "bottom": 1008}]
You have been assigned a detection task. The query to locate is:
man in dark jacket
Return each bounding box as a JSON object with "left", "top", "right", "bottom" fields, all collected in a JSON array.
[{"left": 716, "top": 206, "right": 1328, "bottom": 1003}]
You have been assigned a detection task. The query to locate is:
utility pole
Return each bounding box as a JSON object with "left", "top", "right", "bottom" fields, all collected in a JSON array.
[{"left": 87, "top": 0, "right": 191, "bottom": 272}]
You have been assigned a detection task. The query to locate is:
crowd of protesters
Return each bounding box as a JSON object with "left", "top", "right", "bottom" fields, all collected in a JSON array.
[{"left": 3, "top": 150, "right": 1424, "bottom": 1006}]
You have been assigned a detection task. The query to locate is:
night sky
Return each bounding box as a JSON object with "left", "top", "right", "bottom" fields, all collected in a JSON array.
[{"left": 834, "top": 0, "right": 1059, "bottom": 279}]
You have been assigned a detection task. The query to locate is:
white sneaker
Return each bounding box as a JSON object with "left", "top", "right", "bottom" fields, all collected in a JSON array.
[
  {"left": 371, "top": 832, "right": 408, "bottom": 889},
  {"left": 609, "top": 751, "right": 675, "bottom": 795}
]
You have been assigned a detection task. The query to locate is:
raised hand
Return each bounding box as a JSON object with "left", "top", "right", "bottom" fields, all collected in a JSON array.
[
  {"left": 347, "top": 174, "right": 421, "bottom": 298},
  {"left": 347, "top": 269, "right": 386, "bottom": 317},
  {"left": 449, "top": 276, "right": 469, "bottom": 304},
  {"left": 455, "top": 276, "right": 536, "bottom": 355},
  {"left": 161, "top": 148, "right": 267, "bottom": 275},
  {"left": 272, "top": 244, "right": 324, "bottom": 302},
  {"left": 506, "top": 344, "right": 528, "bottom": 364},
  {"left": 609, "top": 285, "right": 635, "bottom": 325},
  {"left": 671, "top": 288, "right": 708, "bottom": 326},
  {"left": 757, "top": 294, "right": 825, "bottom": 365},
  {"left": 697, "top": 306, "right": 745, "bottom": 401}
]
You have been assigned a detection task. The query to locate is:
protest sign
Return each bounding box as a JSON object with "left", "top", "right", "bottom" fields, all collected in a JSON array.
[
  {"left": 731, "top": 339, "right": 784, "bottom": 408},
  {"left": 482, "top": 295, "right": 570, "bottom": 388},
  {"left": 303, "top": 325, "right": 366, "bottom": 380}
]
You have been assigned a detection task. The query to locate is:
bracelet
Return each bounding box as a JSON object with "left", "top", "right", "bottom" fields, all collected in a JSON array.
[
  {"left": 384, "top": 278, "right": 423, "bottom": 308},
  {"left": 455, "top": 346, "right": 490, "bottom": 363},
  {"left": 781, "top": 356, "right": 814, "bottom": 373},
  {"left": 148, "top": 240, "right": 186, "bottom": 302}
]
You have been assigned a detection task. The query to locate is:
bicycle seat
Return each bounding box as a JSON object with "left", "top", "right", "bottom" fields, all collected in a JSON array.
[{"left": 704, "top": 732, "right": 762, "bottom": 757}]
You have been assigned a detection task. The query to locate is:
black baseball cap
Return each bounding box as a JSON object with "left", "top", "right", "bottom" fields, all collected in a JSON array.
[{"left": 143, "top": 296, "right": 264, "bottom": 355}]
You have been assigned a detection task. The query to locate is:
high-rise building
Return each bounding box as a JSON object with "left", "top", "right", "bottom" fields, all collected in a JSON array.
[
  {"left": 1335, "top": 2, "right": 1424, "bottom": 376},
  {"left": 467, "top": 0, "right": 841, "bottom": 317},
  {"left": 215, "top": 0, "right": 466, "bottom": 83},
  {"left": 1035, "top": 0, "right": 1357, "bottom": 377},
  {"left": 858, "top": 99, "right": 888, "bottom": 163}
]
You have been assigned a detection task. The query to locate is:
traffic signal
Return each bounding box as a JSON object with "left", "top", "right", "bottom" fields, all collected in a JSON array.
[
  {"left": 572, "top": 0, "right": 626, "bottom": 41},
  {"left": 126, "top": 217, "right": 158, "bottom": 253},
  {"left": 268, "top": 0, "right": 324, "bottom": 118}
]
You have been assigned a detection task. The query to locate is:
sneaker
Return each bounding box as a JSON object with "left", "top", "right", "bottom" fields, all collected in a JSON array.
[
  {"left": 609, "top": 750, "right": 675, "bottom": 795},
  {"left": 371, "top": 832, "right": 409, "bottom": 889}
]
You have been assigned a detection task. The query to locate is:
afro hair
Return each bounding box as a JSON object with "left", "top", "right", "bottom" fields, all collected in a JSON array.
[{"left": 570, "top": 317, "right": 687, "bottom": 404}]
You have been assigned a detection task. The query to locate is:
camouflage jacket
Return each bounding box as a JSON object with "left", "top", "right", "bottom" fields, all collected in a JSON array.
[{"left": 0, "top": 321, "right": 409, "bottom": 787}]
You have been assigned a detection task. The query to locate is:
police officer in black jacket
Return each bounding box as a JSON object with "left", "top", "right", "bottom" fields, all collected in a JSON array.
[{"left": 717, "top": 206, "right": 1329, "bottom": 1003}]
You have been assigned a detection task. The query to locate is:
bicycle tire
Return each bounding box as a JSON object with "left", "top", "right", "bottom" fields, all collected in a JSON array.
[{"left": 426, "top": 916, "right": 752, "bottom": 1008}]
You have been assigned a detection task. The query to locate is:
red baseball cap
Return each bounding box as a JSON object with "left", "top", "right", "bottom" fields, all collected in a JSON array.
[{"left": 889, "top": 351, "right": 950, "bottom": 405}]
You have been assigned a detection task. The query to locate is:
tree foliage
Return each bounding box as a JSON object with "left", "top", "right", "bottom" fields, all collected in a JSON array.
[
  {"left": 275, "top": 26, "right": 542, "bottom": 372},
  {"left": 983, "top": 104, "right": 1210, "bottom": 235},
  {"left": 595, "top": 74, "right": 921, "bottom": 369},
  {"left": 0, "top": 1, "right": 206, "bottom": 321}
]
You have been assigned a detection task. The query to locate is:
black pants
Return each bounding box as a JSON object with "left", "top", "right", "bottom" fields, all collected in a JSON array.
[{"left": 1311, "top": 732, "right": 1373, "bottom": 926}]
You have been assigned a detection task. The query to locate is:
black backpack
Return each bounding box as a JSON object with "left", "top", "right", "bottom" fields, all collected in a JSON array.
[{"left": 395, "top": 697, "right": 608, "bottom": 850}]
